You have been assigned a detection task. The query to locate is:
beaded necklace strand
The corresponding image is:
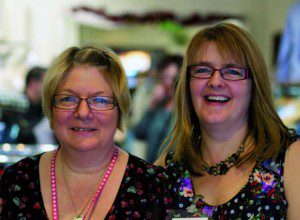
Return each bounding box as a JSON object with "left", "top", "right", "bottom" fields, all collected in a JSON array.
[
  {"left": 51, "top": 147, "right": 118, "bottom": 220},
  {"left": 202, "top": 143, "right": 245, "bottom": 176}
]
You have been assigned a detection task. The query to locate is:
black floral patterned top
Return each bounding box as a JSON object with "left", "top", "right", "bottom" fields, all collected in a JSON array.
[
  {"left": 165, "top": 148, "right": 289, "bottom": 219},
  {"left": 0, "top": 153, "right": 173, "bottom": 219}
]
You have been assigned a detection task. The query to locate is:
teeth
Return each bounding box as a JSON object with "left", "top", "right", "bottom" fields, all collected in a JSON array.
[
  {"left": 73, "top": 128, "right": 95, "bottom": 131},
  {"left": 206, "top": 96, "right": 229, "bottom": 101}
]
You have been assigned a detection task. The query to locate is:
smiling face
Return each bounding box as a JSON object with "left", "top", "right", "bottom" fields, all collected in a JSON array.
[
  {"left": 189, "top": 41, "right": 252, "bottom": 130},
  {"left": 52, "top": 65, "right": 118, "bottom": 152}
]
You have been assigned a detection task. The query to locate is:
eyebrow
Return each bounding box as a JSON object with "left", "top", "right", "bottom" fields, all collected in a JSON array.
[
  {"left": 58, "top": 89, "right": 110, "bottom": 97},
  {"left": 195, "top": 61, "right": 242, "bottom": 68}
]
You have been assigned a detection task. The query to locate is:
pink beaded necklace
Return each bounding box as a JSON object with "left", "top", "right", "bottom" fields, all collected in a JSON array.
[{"left": 51, "top": 147, "right": 118, "bottom": 220}]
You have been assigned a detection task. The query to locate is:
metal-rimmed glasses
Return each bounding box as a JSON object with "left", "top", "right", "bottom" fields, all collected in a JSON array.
[
  {"left": 187, "top": 65, "right": 251, "bottom": 81},
  {"left": 52, "top": 94, "right": 117, "bottom": 111}
]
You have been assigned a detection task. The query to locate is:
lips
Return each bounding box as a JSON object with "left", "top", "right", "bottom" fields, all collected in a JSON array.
[
  {"left": 71, "top": 127, "right": 97, "bottom": 132},
  {"left": 205, "top": 95, "right": 231, "bottom": 103}
]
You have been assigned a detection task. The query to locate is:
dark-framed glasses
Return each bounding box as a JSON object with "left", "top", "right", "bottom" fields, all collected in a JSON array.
[
  {"left": 52, "top": 94, "right": 117, "bottom": 111},
  {"left": 187, "top": 65, "right": 250, "bottom": 81}
]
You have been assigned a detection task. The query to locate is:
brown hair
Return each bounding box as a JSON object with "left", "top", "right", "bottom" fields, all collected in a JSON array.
[
  {"left": 42, "top": 46, "right": 131, "bottom": 131},
  {"left": 161, "top": 23, "right": 296, "bottom": 174}
]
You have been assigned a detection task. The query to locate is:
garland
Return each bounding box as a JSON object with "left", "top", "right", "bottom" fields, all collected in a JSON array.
[{"left": 72, "top": 6, "right": 243, "bottom": 26}]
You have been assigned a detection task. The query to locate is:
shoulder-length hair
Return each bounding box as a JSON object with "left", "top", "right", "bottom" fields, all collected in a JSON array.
[
  {"left": 42, "top": 46, "right": 131, "bottom": 132},
  {"left": 161, "top": 23, "right": 296, "bottom": 174}
]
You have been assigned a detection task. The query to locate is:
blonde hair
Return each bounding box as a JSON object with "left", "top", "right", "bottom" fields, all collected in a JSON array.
[
  {"left": 161, "top": 23, "right": 295, "bottom": 174},
  {"left": 42, "top": 46, "right": 131, "bottom": 131}
]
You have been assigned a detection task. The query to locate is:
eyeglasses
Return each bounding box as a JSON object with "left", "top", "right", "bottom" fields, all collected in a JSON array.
[
  {"left": 52, "top": 94, "right": 117, "bottom": 111},
  {"left": 187, "top": 65, "right": 250, "bottom": 81}
]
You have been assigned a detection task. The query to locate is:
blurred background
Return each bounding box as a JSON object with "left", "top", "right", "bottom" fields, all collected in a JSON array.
[{"left": 0, "top": 0, "right": 299, "bottom": 168}]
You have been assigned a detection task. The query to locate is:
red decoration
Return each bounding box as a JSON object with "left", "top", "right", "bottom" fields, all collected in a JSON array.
[{"left": 72, "top": 6, "right": 244, "bottom": 26}]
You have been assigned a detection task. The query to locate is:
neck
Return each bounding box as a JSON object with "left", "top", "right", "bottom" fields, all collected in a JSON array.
[
  {"left": 200, "top": 122, "right": 249, "bottom": 164},
  {"left": 59, "top": 144, "right": 116, "bottom": 175}
]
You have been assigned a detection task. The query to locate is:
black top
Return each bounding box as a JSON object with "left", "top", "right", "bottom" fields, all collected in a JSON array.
[
  {"left": 0, "top": 153, "right": 173, "bottom": 219},
  {"left": 165, "top": 148, "right": 289, "bottom": 219}
]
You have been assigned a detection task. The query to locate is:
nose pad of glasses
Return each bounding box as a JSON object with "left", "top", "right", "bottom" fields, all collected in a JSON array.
[
  {"left": 211, "top": 69, "right": 224, "bottom": 79},
  {"left": 76, "top": 99, "right": 92, "bottom": 115},
  {"left": 208, "top": 70, "right": 226, "bottom": 86}
]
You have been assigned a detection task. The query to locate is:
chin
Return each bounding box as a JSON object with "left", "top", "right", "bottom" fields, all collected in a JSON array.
[
  {"left": 67, "top": 141, "right": 99, "bottom": 151},
  {"left": 199, "top": 113, "right": 229, "bottom": 125},
  {"left": 203, "top": 119, "right": 228, "bottom": 126}
]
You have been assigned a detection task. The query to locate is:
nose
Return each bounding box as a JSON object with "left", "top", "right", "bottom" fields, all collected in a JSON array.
[
  {"left": 74, "top": 99, "right": 92, "bottom": 119},
  {"left": 207, "top": 70, "right": 225, "bottom": 88}
]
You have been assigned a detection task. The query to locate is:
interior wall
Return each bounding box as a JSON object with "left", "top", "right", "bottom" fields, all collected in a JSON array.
[
  {"left": 78, "top": 0, "right": 297, "bottom": 74},
  {"left": 0, "top": 0, "right": 297, "bottom": 92},
  {"left": 79, "top": 24, "right": 203, "bottom": 55}
]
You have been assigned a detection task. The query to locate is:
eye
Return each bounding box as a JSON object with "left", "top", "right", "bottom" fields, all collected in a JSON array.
[
  {"left": 223, "top": 68, "right": 243, "bottom": 76},
  {"left": 90, "top": 96, "right": 111, "bottom": 105},
  {"left": 59, "top": 95, "right": 78, "bottom": 102},
  {"left": 194, "top": 66, "right": 212, "bottom": 74}
]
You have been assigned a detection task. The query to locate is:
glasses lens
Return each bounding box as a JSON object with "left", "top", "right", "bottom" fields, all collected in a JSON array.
[
  {"left": 221, "top": 67, "right": 245, "bottom": 80},
  {"left": 88, "top": 96, "right": 115, "bottom": 111},
  {"left": 53, "top": 95, "right": 79, "bottom": 109},
  {"left": 190, "top": 66, "right": 212, "bottom": 78}
]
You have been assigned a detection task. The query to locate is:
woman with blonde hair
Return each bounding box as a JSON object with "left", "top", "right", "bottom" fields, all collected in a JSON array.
[
  {"left": 156, "top": 23, "right": 300, "bottom": 219},
  {"left": 0, "top": 46, "right": 172, "bottom": 219}
]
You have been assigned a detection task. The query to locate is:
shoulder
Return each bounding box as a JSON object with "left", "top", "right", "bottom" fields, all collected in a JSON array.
[
  {"left": 284, "top": 139, "right": 300, "bottom": 168},
  {"left": 0, "top": 154, "right": 45, "bottom": 218},
  {"left": 0, "top": 154, "right": 42, "bottom": 189},
  {"left": 155, "top": 151, "right": 187, "bottom": 181},
  {"left": 127, "top": 153, "right": 168, "bottom": 179},
  {"left": 164, "top": 152, "right": 186, "bottom": 176},
  {"left": 283, "top": 140, "right": 300, "bottom": 218},
  {"left": 0, "top": 154, "right": 42, "bottom": 196},
  {"left": 284, "top": 139, "right": 300, "bottom": 173},
  {"left": 1, "top": 154, "right": 42, "bottom": 178},
  {"left": 120, "top": 154, "right": 172, "bottom": 199},
  {"left": 154, "top": 151, "right": 176, "bottom": 167}
]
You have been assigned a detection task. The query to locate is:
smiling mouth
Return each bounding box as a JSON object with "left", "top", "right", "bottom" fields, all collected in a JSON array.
[
  {"left": 71, "top": 128, "right": 97, "bottom": 132},
  {"left": 205, "top": 96, "right": 231, "bottom": 103}
]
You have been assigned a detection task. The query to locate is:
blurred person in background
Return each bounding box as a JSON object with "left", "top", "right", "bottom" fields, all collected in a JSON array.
[
  {"left": 124, "top": 69, "right": 158, "bottom": 159},
  {"left": 276, "top": 1, "right": 300, "bottom": 85},
  {"left": 16, "top": 66, "right": 46, "bottom": 144},
  {"left": 0, "top": 46, "right": 173, "bottom": 219},
  {"left": 130, "top": 70, "right": 158, "bottom": 127},
  {"left": 134, "top": 55, "right": 182, "bottom": 163}
]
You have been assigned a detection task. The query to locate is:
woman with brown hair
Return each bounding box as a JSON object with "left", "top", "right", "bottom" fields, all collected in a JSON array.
[{"left": 156, "top": 23, "right": 300, "bottom": 219}]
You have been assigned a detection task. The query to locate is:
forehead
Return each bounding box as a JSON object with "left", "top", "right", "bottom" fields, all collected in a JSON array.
[
  {"left": 58, "top": 65, "right": 112, "bottom": 95},
  {"left": 193, "top": 41, "right": 244, "bottom": 65}
]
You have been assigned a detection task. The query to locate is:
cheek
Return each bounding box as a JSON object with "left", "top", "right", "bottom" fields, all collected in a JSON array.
[
  {"left": 190, "top": 79, "right": 206, "bottom": 93},
  {"left": 244, "top": 88, "right": 252, "bottom": 110},
  {"left": 52, "top": 110, "right": 67, "bottom": 122},
  {"left": 98, "top": 110, "right": 118, "bottom": 128},
  {"left": 233, "top": 82, "right": 252, "bottom": 109},
  {"left": 112, "top": 110, "right": 119, "bottom": 127},
  {"left": 189, "top": 80, "right": 205, "bottom": 103},
  {"left": 51, "top": 110, "right": 70, "bottom": 131}
]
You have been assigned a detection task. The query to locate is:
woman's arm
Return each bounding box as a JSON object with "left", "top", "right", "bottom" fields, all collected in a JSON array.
[{"left": 284, "top": 140, "right": 300, "bottom": 219}]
